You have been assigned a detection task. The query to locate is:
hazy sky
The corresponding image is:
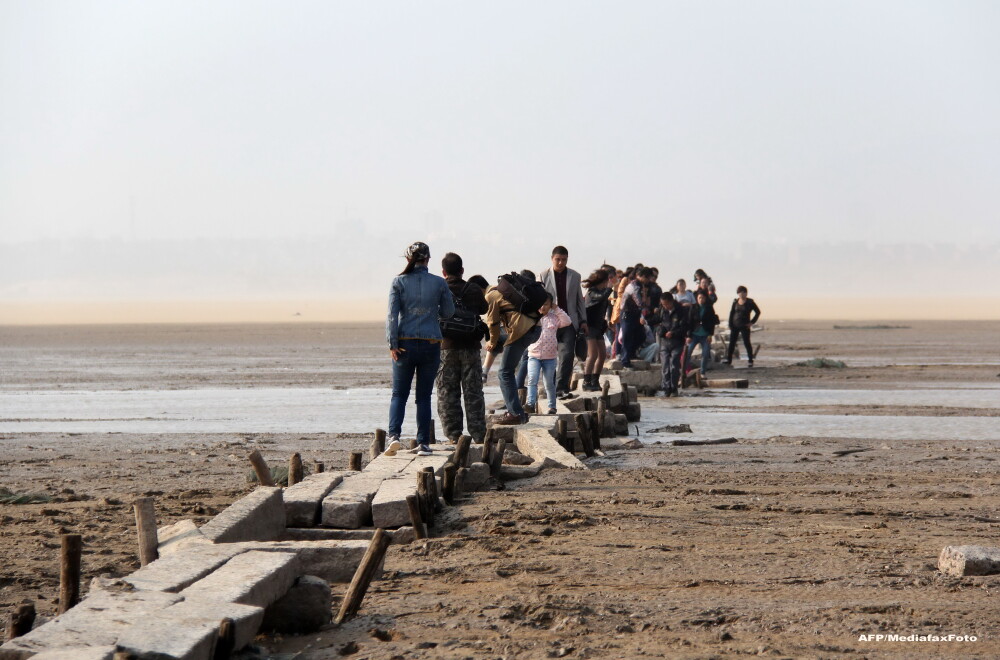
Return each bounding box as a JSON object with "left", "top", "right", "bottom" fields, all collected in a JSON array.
[{"left": 1, "top": 1, "right": 999, "bottom": 320}]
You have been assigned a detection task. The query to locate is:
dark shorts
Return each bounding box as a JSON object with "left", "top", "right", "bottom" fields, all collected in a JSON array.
[{"left": 586, "top": 322, "right": 607, "bottom": 340}]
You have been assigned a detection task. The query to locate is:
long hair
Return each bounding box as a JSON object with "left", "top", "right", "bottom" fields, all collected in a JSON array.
[{"left": 583, "top": 268, "right": 610, "bottom": 289}]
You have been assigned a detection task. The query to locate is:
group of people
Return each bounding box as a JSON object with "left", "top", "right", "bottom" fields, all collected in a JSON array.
[{"left": 384, "top": 242, "right": 761, "bottom": 455}]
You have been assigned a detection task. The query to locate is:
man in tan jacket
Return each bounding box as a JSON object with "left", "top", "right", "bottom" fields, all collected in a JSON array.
[{"left": 485, "top": 280, "right": 540, "bottom": 425}]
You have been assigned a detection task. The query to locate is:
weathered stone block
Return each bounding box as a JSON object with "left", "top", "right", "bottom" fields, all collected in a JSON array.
[
  {"left": 939, "top": 545, "right": 1000, "bottom": 576},
  {"left": 514, "top": 426, "right": 586, "bottom": 470},
  {"left": 284, "top": 471, "right": 348, "bottom": 527},
  {"left": 261, "top": 575, "right": 331, "bottom": 635},
  {"left": 116, "top": 599, "right": 264, "bottom": 660},
  {"left": 463, "top": 462, "right": 490, "bottom": 491},
  {"left": 320, "top": 473, "right": 385, "bottom": 528},
  {"left": 0, "top": 590, "right": 182, "bottom": 658},
  {"left": 236, "top": 540, "right": 372, "bottom": 583},
  {"left": 23, "top": 648, "right": 116, "bottom": 660},
  {"left": 199, "top": 487, "right": 285, "bottom": 544},
  {"left": 157, "top": 519, "right": 207, "bottom": 556},
  {"left": 181, "top": 550, "right": 300, "bottom": 609},
  {"left": 124, "top": 543, "right": 243, "bottom": 593}
]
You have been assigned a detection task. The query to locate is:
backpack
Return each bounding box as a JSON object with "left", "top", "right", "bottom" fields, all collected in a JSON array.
[
  {"left": 440, "top": 283, "right": 487, "bottom": 341},
  {"left": 496, "top": 272, "right": 548, "bottom": 318}
]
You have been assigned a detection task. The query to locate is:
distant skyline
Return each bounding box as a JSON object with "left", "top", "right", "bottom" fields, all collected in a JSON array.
[{"left": 2, "top": 1, "right": 999, "bottom": 322}]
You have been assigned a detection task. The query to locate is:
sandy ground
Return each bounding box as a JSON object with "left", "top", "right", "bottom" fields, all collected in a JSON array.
[{"left": 2, "top": 321, "right": 1000, "bottom": 658}]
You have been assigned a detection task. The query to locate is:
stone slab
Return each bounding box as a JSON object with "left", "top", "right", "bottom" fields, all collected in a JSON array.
[
  {"left": 24, "top": 648, "right": 116, "bottom": 660},
  {"left": 199, "top": 486, "right": 285, "bottom": 544},
  {"left": 181, "top": 550, "right": 300, "bottom": 609},
  {"left": 236, "top": 540, "right": 372, "bottom": 583},
  {"left": 371, "top": 454, "right": 451, "bottom": 528},
  {"left": 320, "top": 473, "right": 385, "bottom": 528},
  {"left": 157, "top": 519, "right": 207, "bottom": 556},
  {"left": 124, "top": 543, "right": 244, "bottom": 593},
  {"left": 0, "top": 590, "right": 182, "bottom": 659},
  {"left": 514, "top": 425, "right": 586, "bottom": 470},
  {"left": 116, "top": 599, "right": 264, "bottom": 660},
  {"left": 284, "top": 471, "right": 349, "bottom": 527},
  {"left": 463, "top": 462, "right": 490, "bottom": 491},
  {"left": 500, "top": 462, "right": 544, "bottom": 481},
  {"left": 939, "top": 545, "right": 1000, "bottom": 576},
  {"left": 360, "top": 452, "right": 415, "bottom": 476}
]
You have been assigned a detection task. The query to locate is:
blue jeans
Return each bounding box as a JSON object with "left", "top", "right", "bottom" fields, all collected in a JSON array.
[
  {"left": 526, "top": 357, "right": 557, "bottom": 411},
  {"left": 685, "top": 334, "right": 711, "bottom": 375},
  {"left": 620, "top": 316, "right": 643, "bottom": 366},
  {"left": 514, "top": 325, "right": 541, "bottom": 389},
  {"left": 499, "top": 333, "right": 531, "bottom": 418},
  {"left": 389, "top": 339, "right": 441, "bottom": 446},
  {"left": 659, "top": 343, "right": 683, "bottom": 392}
]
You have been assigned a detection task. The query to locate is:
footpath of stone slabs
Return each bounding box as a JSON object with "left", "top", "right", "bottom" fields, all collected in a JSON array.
[{"left": 0, "top": 375, "right": 639, "bottom": 660}]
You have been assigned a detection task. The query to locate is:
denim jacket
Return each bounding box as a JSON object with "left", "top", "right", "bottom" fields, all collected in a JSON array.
[{"left": 386, "top": 265, "right": 455, "bottom": 350}]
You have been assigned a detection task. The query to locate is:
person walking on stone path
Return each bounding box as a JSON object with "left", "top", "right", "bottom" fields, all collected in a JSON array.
[
  {"left": 435, "top": 253, "right": 489, "bottom": 443},
  {"left": 385, "top": 242, "right": 455, "bottom": 457},
  {"left": 538, "top": 246, "right": 587, "bottom": 398},
  {"left": 656, "top": 293, "right": 688, "bottom": 396},
  {"left": 684, "top": 289, "right": 720, "bottom": 377},
  {"left": 485, "top": 273, "right": 542, "bottom": 425},
  {"left": 725, "top": 285, "right": 761, "bottom": 367},
  {"left": 524, "top": 294, "right": 572, "bottom": 415},
  {"left": 581, "top": 268, "right": 613, "bottom": 391}
]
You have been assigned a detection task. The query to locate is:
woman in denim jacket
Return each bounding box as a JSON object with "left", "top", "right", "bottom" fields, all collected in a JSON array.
[{"left": 385, "top": 242, "right": 455, "bottom": 456}]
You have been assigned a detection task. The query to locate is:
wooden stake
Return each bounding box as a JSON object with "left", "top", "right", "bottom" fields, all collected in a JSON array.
[
  {"left": 59, "top": 533, "right": 82, "bottom": 614},
  {"left": 482, "top": 428, "right": 495, "bottom": 466},
  {"left": 349, "top": 451, "right": 363, "bottom": 471},
  {"left": 589, "top": 410, "right": 601, "bottom": 450},
  {"left": 456, "top": 467, "right": 468, "bottom": 499},
  {"left": 422, "top": 467, "right": 442, "bottom": 513},
  {"left": 518, "top": 387, "right": 527, "bottom": 405},
  {"left": 314, "top": 461, "right": 325, "bottom": 473},
  {"left": 602, "top": 379, "right": 611, "bottom": 397},
  {"left": 490, "top": 439, "right": 507, "bottom": 477},
  {"left": 596, "top": 400, "right": 608, "bottom": 438},
  {"left": 405, "top": 494, "right": 427, "bottom": 539},
  {"left": 556, "top": 418, "right": 569, "bottom": 451},
  {"left": 415, "top": 472, "right": 433, "bottom": 526},
  {"left": 288, "top": 453, "right": 304, "bottom": 486},
  {"left": 575, "top": 414, "right": 595, "bottom": 457},
  {"left": 247, "top": 449, "right": 275, "bottom": 487},
  {"left": 371, "top": 428, "right": 386, "bottom": 461},
  {"left": 214, "top": 618, "right": 235, "bottom": 660},
  {"left": 454, "top": 435, "right": 472, "bottom": 468},
  {"left": 5, "top": 602, "right": 35, "bottom": 640},
  {"left": 335, "top": 528, "right": 391, "bottom": 624},
  {"left": 132, "top": 497, "right": 158, "bottom": 567},
  {"left": 442, "top": 463, "right": 457, "bottom": 505}
]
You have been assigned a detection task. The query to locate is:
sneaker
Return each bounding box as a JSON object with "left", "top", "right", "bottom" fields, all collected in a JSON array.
[
  {"left": 722, "top": 360, "right": 732, "bottom": 365},
  {"left": 547, "top": 407, "right": 557, "bottom": 415},
  {"left": 558, "top": 391, "right": 576, "bottom": 400},
  {"left": 383, "top": 436, "right": 402, "bottom": 456},
  {"left": 482, "top": 372, "right": 489, "bottom": 384},
  {"left": 417, "top": 444, "right": 433, "bottom": 456},
  {"left": 655, "top": 391, "right": 667, "bottom": 398},
  {"left": 747, "top": 361, "right": 754, "bottom": 368},
  {"left": 523, "top": 402, "right": 537, "bottom": 414}
]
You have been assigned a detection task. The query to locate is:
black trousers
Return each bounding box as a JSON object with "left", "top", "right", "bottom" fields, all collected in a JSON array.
[
  {"left": 727, "top": 326, "right": 753, "bottom": 362},
  {"left": 555, "top": 325, "right": 576, "bottom": 392},
  {"left": 659, "top": 343, "right": 684, "bottom": 392}
]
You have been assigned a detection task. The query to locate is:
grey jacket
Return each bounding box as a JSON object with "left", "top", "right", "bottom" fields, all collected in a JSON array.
[{"left": 538, "top": 267, "right": 586, "bottom": 329}]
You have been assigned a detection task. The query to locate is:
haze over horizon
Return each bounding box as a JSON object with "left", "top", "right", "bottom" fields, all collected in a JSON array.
[{"left": 2, "top": 1, "right": 999, "bottom": 323}]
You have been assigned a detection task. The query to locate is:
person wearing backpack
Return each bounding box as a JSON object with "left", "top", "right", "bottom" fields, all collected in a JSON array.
[
  {"left": 485, "top": 271, "right": 545, "bottom": 424},
  {"left": 435, "top": 253, "right": 489, "bottom": 444},
  {"left": 385, "top": 242, "right": 455, "bottom": 457},
  {"left": 538, "top": 246, "right": 587, "bottom": 398}
]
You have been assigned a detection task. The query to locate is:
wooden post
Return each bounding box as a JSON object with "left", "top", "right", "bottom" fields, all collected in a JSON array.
[
  {"left": 518, "top": 387, "right": 527, "bottom": 405},
  {"left": 371, "top": 428, "right": 386, "bottom": 460},
  {"left": 601, "top": 379, "right": 610, "bottom": 397},
  {"left": 5, "top": 602, "right": 35, "bottom": 640},
  {"left": 59, "top": 534, "right": 82, "bottom": 614},
  {"left": 490, "top": 439, "right": 507, "bottom": 477},
  {"left": 589, "top": 411, "right": 601, "bottom": 450},
  {"left": 482, "top": 428, "right": 494, "bottom": 466},
  {"left": 247, "top": 449, "right": 275, "bottom": 487},
  {"left": 405, "top": 494, "right": 427, "bottom": 539},
  {"left": 348, "top": 451, "right": 363, "bottom": 471},
  {"left": 556, "top": 418, "right": 569, "bottom": 451},
  {"left": 442, "top": 463, "right": 457, "bottom": 505},
  {"left": 456, "top": 466, "right": 468, "bottom": 499},
  {"left": 132, "top": 497, "right": 158, "bottom": 567},
  {"left": 335, "top": 528, "right": 392, "bottom": 624},
  {"left": 422, "top": 467, "right": 442, "bottom": 513},
  {"left": 288, "top": 453, "right": 304, "bottom": 486},
  {"left": 415, "top": 472, "right": 433, "bottom": 526},
  {"left": 575, "top": 414, "right": 594, "bottom": 457},
  {"left": 597, "top": 399, "right": 608, "bottom": 438},
  {"left": 454, "top": 435, "right": 472, "bottom": 468},
  {"left": 314, "top": 461, "right": 325, "bottom": 474},
  {"left": 214, "top": 618, "right": 235, "bottom": 660}
]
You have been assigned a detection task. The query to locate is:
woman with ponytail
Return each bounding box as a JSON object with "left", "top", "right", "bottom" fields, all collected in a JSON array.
[{"left": 385, "top": 242, "right": 455, "bottom": 456}]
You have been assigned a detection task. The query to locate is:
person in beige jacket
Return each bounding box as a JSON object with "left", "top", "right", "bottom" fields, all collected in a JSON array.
[{"left": 485, "top": 283, "right": 540, "bottom": 425}]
